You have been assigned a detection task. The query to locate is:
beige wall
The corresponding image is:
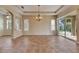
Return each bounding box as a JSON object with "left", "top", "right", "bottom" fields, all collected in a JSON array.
[{"left": 23, "top": 15, "right": 56, "bottom": 35}]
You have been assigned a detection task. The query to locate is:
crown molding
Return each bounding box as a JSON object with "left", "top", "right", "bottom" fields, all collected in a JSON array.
[{"left": 16, "top": 5, "right": 64, "bottom": 15}]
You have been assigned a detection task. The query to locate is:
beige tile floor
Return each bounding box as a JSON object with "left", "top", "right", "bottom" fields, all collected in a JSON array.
[{"left": 0, "top": 35, "right": 79, "bottom": 53}]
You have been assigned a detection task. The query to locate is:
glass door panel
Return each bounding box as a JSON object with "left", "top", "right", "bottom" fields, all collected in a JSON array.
[
  {"left": 57, "top": 18, "right": 65, "bottom": 36},
  {"left": 65, "top": 16, "right": 77, "bottom": 40}
]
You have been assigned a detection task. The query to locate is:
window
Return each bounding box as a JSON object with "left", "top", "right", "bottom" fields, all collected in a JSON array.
[
  {"left": 24, "top": 19, "right": 29, "bottom": 31},
  {"left": 51, "top": 20, "right": 55, "bottom": 31},
  {"left": 6, "top": 19, "right": 12, "bottom": 30},
  {"left": 0, "top": 16, "right": 3, "bottom": 31},
  {"left": 15, "top": 18, "right": 20, "bottom": 31}
]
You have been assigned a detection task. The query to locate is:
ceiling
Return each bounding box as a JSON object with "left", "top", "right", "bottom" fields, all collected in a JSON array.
[
  {"left": 0, "top": 5, "right": 77, "bottom": 16},
  {"left": 16, "top": 5, "right": 64, "bottom": 15},
  {"left": 17, "top": 5, "right": 62, "bottom": 12}
]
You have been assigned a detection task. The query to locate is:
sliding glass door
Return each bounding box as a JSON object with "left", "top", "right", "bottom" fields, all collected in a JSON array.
[
  {"left": 65, "top": 18, "right": 72, "bottom": 38},
  {"left": 57, "top": 17, "right": 65, "bottom": 36},
  {"left": 65, "top": 16, "right": 77, "bottom": 40},
  {"left": 57, "top": 16, "right": 77, "bottom": 41}
]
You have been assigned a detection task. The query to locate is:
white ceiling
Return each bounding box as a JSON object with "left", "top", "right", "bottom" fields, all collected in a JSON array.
[
  {"left": 17, "top": 5, "right": 62, "bottom": 12},
  {"left": 13, "top": 5, "right": 76, "bottom": 15},
  {"left": 15, "top": 5, "right": 64, "bottom": 15},
  {"left": 0, "top": 5, "right": 76, "bottom": 16}
]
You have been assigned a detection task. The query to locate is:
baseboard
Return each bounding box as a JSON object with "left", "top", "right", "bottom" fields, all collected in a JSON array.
[
  {"left": 0, "top": 35, "right": 12, "bottom": 37},
  {"left": 23, "top": 34, "right": 57, "bottom": 36}
]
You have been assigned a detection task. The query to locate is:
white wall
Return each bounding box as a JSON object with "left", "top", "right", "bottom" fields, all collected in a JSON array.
[{"left": 23, "top": 15, "right": 56, "bottom": 35}]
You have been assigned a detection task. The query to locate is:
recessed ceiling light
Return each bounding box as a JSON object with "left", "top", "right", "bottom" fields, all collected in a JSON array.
[{"left": 21, "top": 6, "right": 24, "bottom": 9}]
